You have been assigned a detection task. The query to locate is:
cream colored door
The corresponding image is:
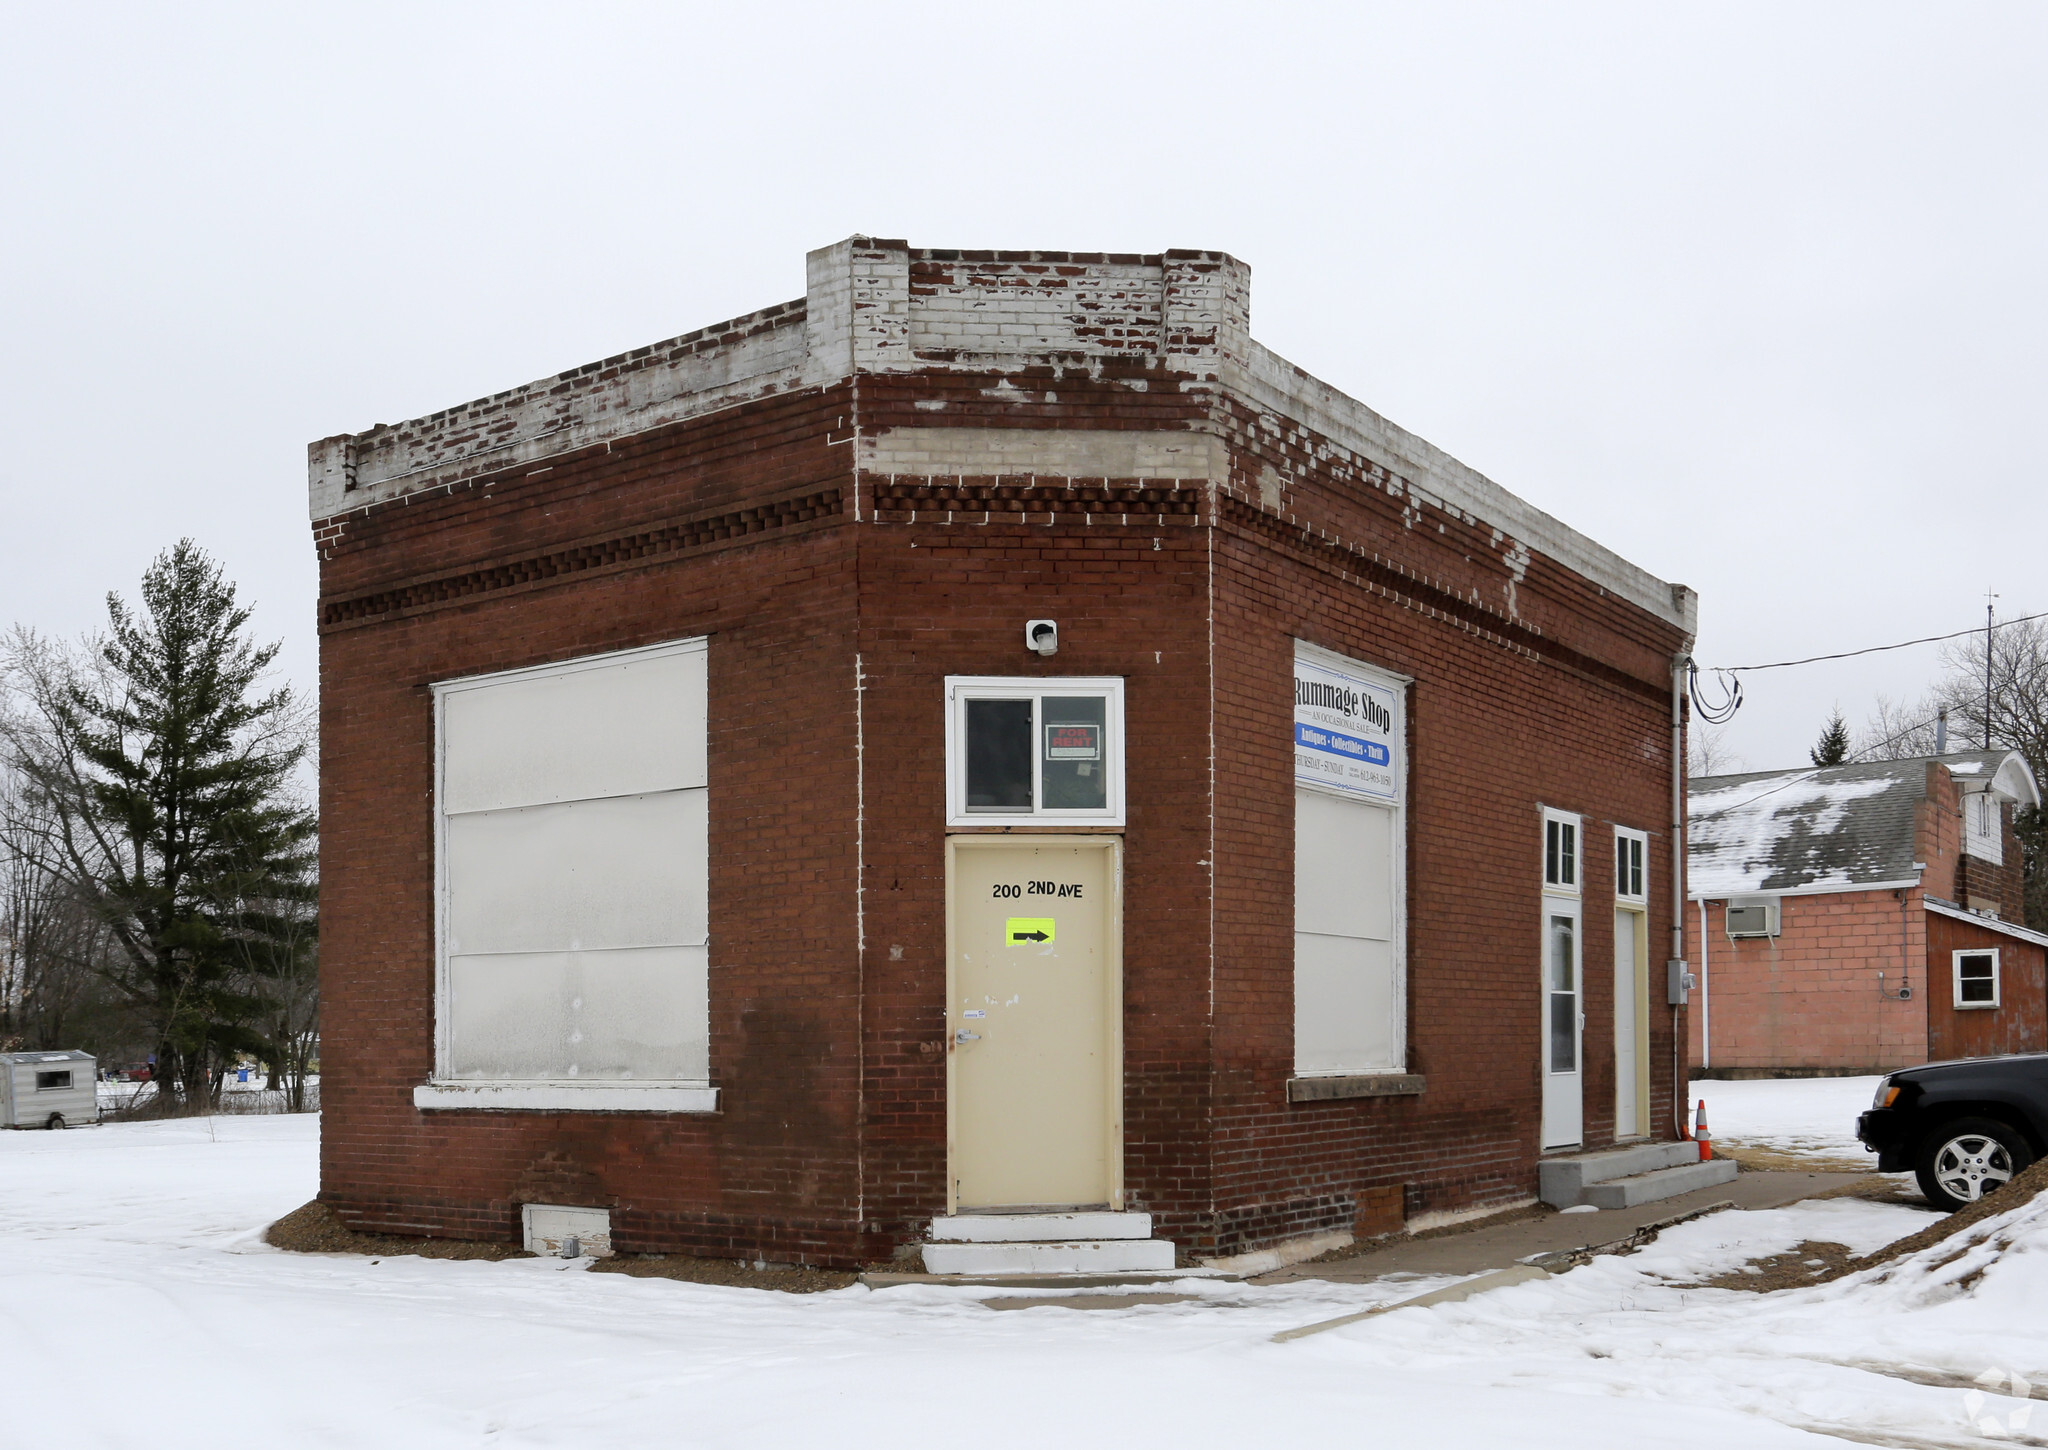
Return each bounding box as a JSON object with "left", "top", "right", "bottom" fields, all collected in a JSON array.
[
  {"left": 947, "top": 836, "right": 1121, "bottom": 1212},
  {"left": 1613, "top": 908, "right": 1643, "bottom": 1138}
]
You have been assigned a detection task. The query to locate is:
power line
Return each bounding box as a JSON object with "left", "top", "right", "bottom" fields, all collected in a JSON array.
[
  {"left": 1687, "top": 605, "right": 2042, "bottom": 732},
  {"left": 1718, "top": 607, "right": 2048, "bottom": 673}
]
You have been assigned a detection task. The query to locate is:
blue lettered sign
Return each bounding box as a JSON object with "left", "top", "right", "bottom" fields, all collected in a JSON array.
[{"left": 1293, "top": 650, "right": 1403, "bottom": 802}]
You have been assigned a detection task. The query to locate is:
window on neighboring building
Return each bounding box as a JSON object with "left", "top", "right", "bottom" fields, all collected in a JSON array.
[
  {"left": 1954, "top": 948, "right": 2000, "bottom": 1009},
  {"left": 1292, "top": 644, "right": 1408, "bottom": 1077},
  {"left": 1544, "top": 810, "right": 1579, "bottom": 890},
  {"left": 947, "top": 678, "right": 1124, "bottom": 827},
  {"left": 1615, "top": 828, "right": 1647, "bottom": 904},
  {"left": 35, "top": 1070, "right": 71, "bottom": 1091},
  {"left": 1963, "top": 792, "right": 2004, "bottom": 865},
  {"left": 434, "top": 638, "right": 710, "bottom": 1092}
]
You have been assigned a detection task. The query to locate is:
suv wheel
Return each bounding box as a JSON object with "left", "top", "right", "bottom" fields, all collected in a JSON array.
[{"left": 1916, "top": 1117, "right": 2033, "bottom": 1211}]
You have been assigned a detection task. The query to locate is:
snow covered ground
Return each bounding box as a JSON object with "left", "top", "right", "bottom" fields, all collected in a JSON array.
[
  {"left": 4, "top": 1108, "right": 2037, "bottom": 1448},
  {"left": 1691, "top": 1074, "right": 1882, "bottom": 1162}
]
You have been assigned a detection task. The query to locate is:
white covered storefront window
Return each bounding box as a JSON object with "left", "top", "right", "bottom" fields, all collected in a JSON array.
[
  {"left": 1292, "top": 643, "right": 1409, "bottom": 1076},
  {"left": 420, "top": 638, "right": 713, "bottom": 1112}
]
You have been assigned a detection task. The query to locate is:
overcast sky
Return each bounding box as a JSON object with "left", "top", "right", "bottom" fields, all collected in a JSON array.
[{"left": 4, "top": 3, "right": 2042, "bottom": 774}]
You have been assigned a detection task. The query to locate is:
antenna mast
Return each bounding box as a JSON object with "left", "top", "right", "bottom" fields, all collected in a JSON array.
[{"left": 1985, "top": 591, "right": 1999, "bottom": 751}]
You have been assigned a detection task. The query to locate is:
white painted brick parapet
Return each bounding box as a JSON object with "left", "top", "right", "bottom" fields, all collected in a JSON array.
[{"left": 310, "top": 235, "right": 1691, "bottom": 634}]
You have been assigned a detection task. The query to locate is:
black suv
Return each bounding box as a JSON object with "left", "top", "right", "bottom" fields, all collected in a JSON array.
[{"left": 1858, "top": 1053, "right": 2048, "bottom": 1210}]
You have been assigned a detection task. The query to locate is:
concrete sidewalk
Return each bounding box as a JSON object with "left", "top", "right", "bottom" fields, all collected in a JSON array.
[
  {"left": 1258, "top": 1168, "right": 1924, "bottom": 1285},
  {"left": 972, "top": 1169, "right": 1922, "bottom": 1311}
]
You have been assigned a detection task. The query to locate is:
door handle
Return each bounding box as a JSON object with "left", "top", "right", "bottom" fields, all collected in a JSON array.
[{"left": 954, "top": 1030, "right": 981, "bottom": 1046}]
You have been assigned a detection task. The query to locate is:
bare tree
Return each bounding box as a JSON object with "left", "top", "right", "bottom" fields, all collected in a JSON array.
[
  {"left": 1857, "top": 692, "right": 1944, "bottom": 761},
  {"left": 0, "top": 673, "right": 123, "bottom": 1051},
  {"left": 1859, "top": 618, "right": 2048, "bottom": 929},
  {"left": 1937, "top": 616, "right": 2048, "bottom": 763},
  {"left": 1688, "top": 725, "right": 1746, "bottom": 778},
  {"left": 1936, "top": 617, "right": 2048, "bottom": 931}
]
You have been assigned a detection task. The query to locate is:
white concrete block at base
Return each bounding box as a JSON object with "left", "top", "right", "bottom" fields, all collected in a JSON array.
[
  {"left": 930, "top": 1212, "right": 1153, "bottom": 1243},
  {"left": 521, "top": 1203, "right": 614, "bottom": 1258},
  {"left": 1580, "top": 1157, "right": 1739, "bottom": 1211},
  {"left": 921, "top": 1238, "right": 1177, "bottom": 1275},
  {"left": 1200, "top": 1228, "right": 1354, "bottom": 1276}
]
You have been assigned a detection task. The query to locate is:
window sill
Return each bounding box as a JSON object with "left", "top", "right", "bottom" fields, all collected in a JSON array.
[
  {"left": 413, "top": 1083, "right": 719, "bottom": 1113},
  {"left": 1287, "top": 1073, "right": 1425, "bottom": 1103}
]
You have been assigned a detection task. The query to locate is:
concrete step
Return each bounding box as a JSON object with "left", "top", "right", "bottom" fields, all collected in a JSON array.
[
  {"left": 920, "top": 1238, "right": 1178, "bottom": 1275},
  {"left": 1539, "top": 1140, "right": 1701, "bottom": 1206},
  {"left": 866, "top": 1266, "right": 1238, "bottom": 1290},
  {"left": 1580, "top": 1157, "right": 1738, "bottom": 1211},
  {"left": 930, "top": 1212, "right": 1153, "bottom": 1243}
]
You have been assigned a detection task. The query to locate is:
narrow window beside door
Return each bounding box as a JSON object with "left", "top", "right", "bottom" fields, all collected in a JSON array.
[{"left": 1548, "top": 914, "right": 1578, "bottom": 1073}]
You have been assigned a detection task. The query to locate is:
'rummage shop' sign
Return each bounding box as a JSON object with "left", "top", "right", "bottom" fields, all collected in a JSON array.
[{"left": 1293, "top": 651, "right": 1403, "bottom": 804}]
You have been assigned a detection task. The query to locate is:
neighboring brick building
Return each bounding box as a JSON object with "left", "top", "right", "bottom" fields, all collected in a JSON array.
[
  {"left": 1688, "top": 750, "right": 2046, "bottom": 1076},
  {"left": 311, "top": 236, "right": 1702, "bottom": 1271}
]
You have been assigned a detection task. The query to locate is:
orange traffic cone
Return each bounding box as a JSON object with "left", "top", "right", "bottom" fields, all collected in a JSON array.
[{"left": 1695, "top": 1099, "right": 1712, "bottom": 1161}]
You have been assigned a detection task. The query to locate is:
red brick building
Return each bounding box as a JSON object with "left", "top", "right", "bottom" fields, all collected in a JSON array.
[
  {"left": 1688, "top": 750, "right": 2046, "bottom": 1076},
  {"left": 310, "top": 237, "right": 1703, "bottom": 1271}
]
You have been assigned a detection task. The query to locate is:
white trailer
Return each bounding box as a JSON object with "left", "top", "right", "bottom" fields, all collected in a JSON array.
[{"left": 0, "top": 1050, "right": 99, "bottom": 1129}]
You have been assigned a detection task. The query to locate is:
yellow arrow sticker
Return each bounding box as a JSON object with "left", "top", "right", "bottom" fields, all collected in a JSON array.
[{"left": 1006, "top": 917, "right": 1055, "bottom": 946}]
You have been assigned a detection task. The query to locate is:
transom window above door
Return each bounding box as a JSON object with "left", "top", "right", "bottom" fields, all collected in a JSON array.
[
  {"left": 1614, "top": 827, "right": 1648, "bottom": 905},
  {"left": 946, "top": 677, "right": 1125, "bottom": 827},
  {"left": 1544, "top": 809, "right": 1581, "bottom": 893}
]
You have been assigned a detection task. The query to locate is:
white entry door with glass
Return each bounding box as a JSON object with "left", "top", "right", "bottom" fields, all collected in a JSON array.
[{"left": 1541, "top": 809, "right": 1584, "bottom": 1149}]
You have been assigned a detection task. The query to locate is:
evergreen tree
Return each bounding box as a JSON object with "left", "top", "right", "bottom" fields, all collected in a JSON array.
[
  {"left": 5, "top": 542, "right": 314, "bottom": 1107},
  {"left": 1810, "top": 709, "right": 1851, "bottom": 767}
]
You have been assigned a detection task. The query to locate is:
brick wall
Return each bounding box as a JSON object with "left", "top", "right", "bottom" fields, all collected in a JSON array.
[
  {"left": 315, "top": 237, "right": 1697, "bottom": 1266},
  {"left": 1686, "top": 892, "right": 1929, "bottom": 1073},
  {"left": 1198, "top": 441, "right": 1685, "bottom": 1247},
  {"left": 317, "top": 385, "right": 876, "bottom": 1263}
]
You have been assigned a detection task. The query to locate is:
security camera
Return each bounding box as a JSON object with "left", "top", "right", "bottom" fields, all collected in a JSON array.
[{"left": 1025, "top": 620, "right": 1058, "bottom": 657}]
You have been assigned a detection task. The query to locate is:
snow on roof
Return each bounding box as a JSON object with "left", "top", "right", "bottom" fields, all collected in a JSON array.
[
  {"left": 1688, "top": 765, "right": 1906, "bottom": 897},
  {"left": 1688, "top": 748, "right": 2035, "bottom": 897},
  {"left": 1924, "top": 896, "right": 2048, "bottom": 948}
]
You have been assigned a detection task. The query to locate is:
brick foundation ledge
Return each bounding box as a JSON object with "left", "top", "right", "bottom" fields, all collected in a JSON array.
[
  {"left": 1286, "top": 1074, "right": 1426, "bottom": 1103},
  {"left": 412, "top": 1083, "right": 720, "bottom": 1113}
]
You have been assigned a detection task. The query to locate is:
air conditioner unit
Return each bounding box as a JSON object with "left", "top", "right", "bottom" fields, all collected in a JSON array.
[{"left": 1725, "top": 900, "right": 1780, "bottom": 939}]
